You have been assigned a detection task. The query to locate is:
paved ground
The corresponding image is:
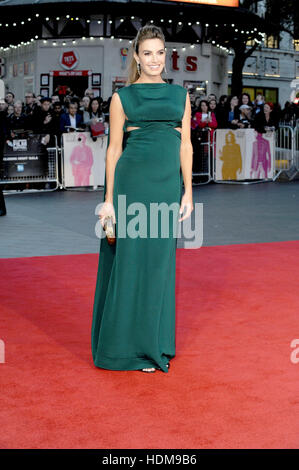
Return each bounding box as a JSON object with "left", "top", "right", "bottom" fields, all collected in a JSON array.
[{"left": 0, "top": 181, "right": 298, "bottom": 258}]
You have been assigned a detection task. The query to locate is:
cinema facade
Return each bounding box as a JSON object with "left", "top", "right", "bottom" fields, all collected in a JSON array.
[{"left": 0, "top": 0, "right": 262, "bottom": 101}]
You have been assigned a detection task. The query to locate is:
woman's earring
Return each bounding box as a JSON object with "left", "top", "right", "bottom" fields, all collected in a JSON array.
[{"left": 137, "top": 62, "right": 141, "bottom": 75}]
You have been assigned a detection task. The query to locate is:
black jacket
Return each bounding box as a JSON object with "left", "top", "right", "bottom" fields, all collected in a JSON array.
[
  {"left": 31, "top": 108, "right": 55, "bottom": 135},
  {"left": 253, "top": 112, "right": 279, "bottom": 134},
  {"left": 5, "top": 113, "right": 30, "bottom": 138}
]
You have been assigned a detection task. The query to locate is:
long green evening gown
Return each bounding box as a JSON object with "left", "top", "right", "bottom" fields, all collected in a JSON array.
[{"left": 91, "top": 82, "right": 187, "bottom": 372}]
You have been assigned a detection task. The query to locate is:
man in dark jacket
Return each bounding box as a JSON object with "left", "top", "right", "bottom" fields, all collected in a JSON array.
[
  {"left": 23, "top": 92, "right": 38, "bottom": 117},
  {"left": 31, "top": 97, "right": 56, "bottom": 146},
  {"left": 60, "top": 101, "right": 84, "bottom": 134},
  {"left": 50, "top": 101, "right": 64, "bottom": 146},
  {"left": 5, "top": 101, "right": 29, "bottom": 140}
]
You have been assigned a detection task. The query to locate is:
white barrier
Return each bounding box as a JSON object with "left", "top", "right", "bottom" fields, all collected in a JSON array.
[
  {"left": 61, "top": 132, "right": 107, "bottom": 189},
  {"left": 213, "top": 128, "right": 275, "bottom": 183}
]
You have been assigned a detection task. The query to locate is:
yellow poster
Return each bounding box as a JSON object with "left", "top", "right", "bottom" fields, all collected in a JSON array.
[{"left": 215, "top": 129, "right": 275, "bottom": 180}]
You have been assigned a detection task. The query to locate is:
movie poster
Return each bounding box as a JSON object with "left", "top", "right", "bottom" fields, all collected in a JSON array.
[
  {"left": 62, "top": 132, "right": 107, "bottom": 188},
  {"left": 215, "top": 129, "right": 275, "bottom": 180}
]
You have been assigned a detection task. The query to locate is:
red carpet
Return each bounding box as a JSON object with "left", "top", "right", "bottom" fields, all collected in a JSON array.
[{"left": 1, "top": 241, "right": 299, "bottom": 449}]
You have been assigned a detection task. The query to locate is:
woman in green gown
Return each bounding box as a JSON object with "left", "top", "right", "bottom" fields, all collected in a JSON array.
[{"left": 91, "top": 24, "right": 193, "bottom": 373}]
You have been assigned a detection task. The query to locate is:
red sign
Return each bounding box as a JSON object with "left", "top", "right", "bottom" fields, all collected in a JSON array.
[
  {"left": 51, "top": 70, "right": 91, "bottom": 77},
  {"left": 59, "top": 50, "right": 79, "bottom": 70}
]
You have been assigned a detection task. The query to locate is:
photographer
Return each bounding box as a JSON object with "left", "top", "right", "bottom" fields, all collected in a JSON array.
[
  {"left": 5, "top": 101, "right": 30, "bottom": 140},
  {"left": 31, "top": 97, "right": 56, "bottom": 146}
]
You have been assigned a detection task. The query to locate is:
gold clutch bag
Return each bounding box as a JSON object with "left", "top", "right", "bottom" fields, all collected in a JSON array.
[{"left": 103, "top": 215, "right": 116, "bottom": 245}]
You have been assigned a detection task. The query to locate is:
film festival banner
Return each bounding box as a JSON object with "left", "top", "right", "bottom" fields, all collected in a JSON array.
[
  {"left": 62, "top": 132, "right": 107, "bottom": 188},
  {"left": 215, "top": 129, "right": 275, "bottom": 181},
  {"left": 1, "top": 134, "right": 48, "bottom": 178}
]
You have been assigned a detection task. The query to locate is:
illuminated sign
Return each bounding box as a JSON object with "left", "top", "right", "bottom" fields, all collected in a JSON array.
[{"left": 166, "top": 0, "right": 239, "bottom": 6}]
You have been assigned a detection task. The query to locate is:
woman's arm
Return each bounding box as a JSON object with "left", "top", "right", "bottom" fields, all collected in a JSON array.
[
  {"left": 104, "top": 92, "right": 125, "bottom": 203},
  {"left": 179, "top": 91, "right": 194, "bottom": 221}
]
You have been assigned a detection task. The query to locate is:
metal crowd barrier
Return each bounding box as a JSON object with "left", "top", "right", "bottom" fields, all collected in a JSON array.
[
  {"left": 191, "top": 128, "right": 213, "bottom": 185},
  {"left": 191, "top": 125, "right": 299, "bottom": 184},
  {"left": 273, "top": 125, "right": 296, "bottom": 181},
  {"left": 293, "top": 125, "right": 299, "bottom": 180},
  {"left": 1, "top": 135, "right": 60, "bottom": 194}
]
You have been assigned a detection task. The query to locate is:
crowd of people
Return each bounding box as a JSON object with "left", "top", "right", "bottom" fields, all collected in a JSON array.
[
  {"left": 0, "top": 88, "right": 111, "bottom": 149},
  {"left": 1, "top": 88, "right": 298, "bottom": 151},
  {"left": 188, "top": 91, "right": 298, "bottom": 181},
  {"left": 0, "top": 86, "right": 298, "bottom": 215},
  {"left": 190, "top": 92, "right": 299, "bottom": 141}
]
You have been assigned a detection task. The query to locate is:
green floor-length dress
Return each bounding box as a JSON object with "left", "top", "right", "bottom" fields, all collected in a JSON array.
[{"left": 91, "top": 82, "right": 187, "bottom": 372}]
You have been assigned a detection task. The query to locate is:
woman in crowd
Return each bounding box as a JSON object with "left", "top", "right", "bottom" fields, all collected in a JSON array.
[
  {"left": 208, "top": 98, "right": 217, "bottom": 115},
  {"left": 225, "top": 95, "right": 240, "bottom": 129},
  {"left": 215, "top": 95, "right": 228, "bottom": 128},
  {"left": 80, "top": 96, "right": 90, "bottom": 114},
  {"left": 238, "top": 104, "right": 253, "bottom": 128},
  {"left": 193, "top": 99, "right": 218, "bottom": 141},
  {"left": 84, "top": 98, "right": 105, "bottom": 123},
  {"left": 254, "top": 102, "right": 279, "bottom": 133},
  {"left": 83, "top": 98, "right": 107, "bottom": 140},
  {"left": 193, "top": 95, "right": 202, "bottom": 111},
  {"left": 239, "top": 92, "right": 253, "bottom": 107},
  {"left": 190, "top": 95, "right": 201, "bottom": 128},
  {"left": 251, "top": 94, "right": 265, "bottom": 120}
]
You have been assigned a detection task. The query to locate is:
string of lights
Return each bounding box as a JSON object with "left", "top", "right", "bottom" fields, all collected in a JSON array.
[{"left": 0, "top": 14, "right": 266, "bottom": 53}]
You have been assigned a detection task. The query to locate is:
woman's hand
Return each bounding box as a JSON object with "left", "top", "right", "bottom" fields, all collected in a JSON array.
[
  {"left": 98, "top": 201, "right": 116, "bottom": 228},
  {"left": 178, "top": 192, "right": 193, "bottom": 222}
]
